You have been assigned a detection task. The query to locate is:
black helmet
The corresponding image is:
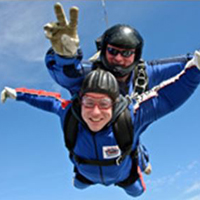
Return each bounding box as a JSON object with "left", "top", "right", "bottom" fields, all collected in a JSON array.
[
  {"left": 80, "top": 68, "right": 119, "bottom": 101},
  {"left": 99, "top": 24, "right": 144, "bottom": 77}
]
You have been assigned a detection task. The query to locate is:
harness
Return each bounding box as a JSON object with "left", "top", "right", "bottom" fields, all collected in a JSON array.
[
  {"left": 63, "top": 60, "right": 149, "bottom": 186},
  {"left": 63, "top": 105, "right": 140, "bottom": 187},
  {"left": 134, "top": 60, "right": 149, "bottom": 95},
  {"left": 134, "top": 53, "right": 193, "bottom": 96},
  {"left": 63, "top": 106, "right": 135, "bottom": 166},
  {"left": 92, "top": 60, "right": 149, "bottom": 96},
  {"left": 63, "top": 62, "right": 149, "bottom": 161}
]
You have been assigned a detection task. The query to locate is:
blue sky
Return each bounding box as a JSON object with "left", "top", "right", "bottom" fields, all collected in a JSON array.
[{"left": 1, "top": 1, "right": 200, "bottom": 200}]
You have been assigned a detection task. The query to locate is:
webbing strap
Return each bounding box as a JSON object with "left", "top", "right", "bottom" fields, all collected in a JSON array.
[
  {"left": 134, "top": 61, "right": 149, "bottom": 95},
  {"left": 113, "top": 108, "right": 133, "bottom": 152},
  {"left": 72, "top": 147, "right": 134, "bottom": 166},
  {"left": 64, "top": 107, "right": 79, "bottom": 150},
  {"left": 64, "top": 103, "right": 134, "bottom": 166}
]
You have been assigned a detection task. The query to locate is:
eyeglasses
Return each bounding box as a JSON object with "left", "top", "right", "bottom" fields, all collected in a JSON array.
[
  {"left": 81, "top": 95, "right": 113, "bottom": 109},
  {"left": 107, "top": 46, "right": 135, "bottom": 58}
]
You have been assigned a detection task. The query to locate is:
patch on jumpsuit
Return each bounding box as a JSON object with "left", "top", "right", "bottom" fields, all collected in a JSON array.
[{"left": 102, "top": 145, "right": 121, "bottom": 159}]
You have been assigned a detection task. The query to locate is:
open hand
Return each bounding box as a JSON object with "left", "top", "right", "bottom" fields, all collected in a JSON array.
[{"left": 44, "top": 3, "right": 79, "bottom": 57}]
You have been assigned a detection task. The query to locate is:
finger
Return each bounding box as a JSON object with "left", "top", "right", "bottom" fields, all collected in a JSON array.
[
  {"left": 194, "top": 50, "right": 200, "bottom": 69},
  {"left": 43, "top": 23, "right": 58, "bottom": 39},
  {"left": 5, "top": 87, "right": 17, "bottom": 99},
  {"left": 54, "top": 2, "right": 68, "bottom": 26},
  {"left": 43, "top": 23, "right": 54, "bottom": 31},
  {"left": 69, "top": 6, "right": 79, "bottom": 29}
]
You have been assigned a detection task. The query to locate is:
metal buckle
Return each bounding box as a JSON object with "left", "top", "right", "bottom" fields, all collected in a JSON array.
[{"left": 116, "top": 155, "right": 123, "bottom": 166}]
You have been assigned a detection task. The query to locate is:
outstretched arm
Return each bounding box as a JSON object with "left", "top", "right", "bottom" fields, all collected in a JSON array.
[
  {"left": 134, "top": 51, "right": 200, "bottom": 134},
  {"left": 146, "top": 53, "right": 192, "bottom": 89},
  {"left": 1, "top": 87, "right": 71, "bottom": 115}
]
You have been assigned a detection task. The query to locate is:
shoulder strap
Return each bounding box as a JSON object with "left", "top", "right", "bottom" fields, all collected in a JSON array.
[
  {"left": 63, "top": 107, "right": 79, "bottom": 151},
  {"left": 63, "top": 106, "right": 134, "bottom": 166},
  {"left": 113, "top": 108, "right": 133, "bottom": 152},
  {"left": 134, "top": 60, "right": 149, "bottom": 95}
]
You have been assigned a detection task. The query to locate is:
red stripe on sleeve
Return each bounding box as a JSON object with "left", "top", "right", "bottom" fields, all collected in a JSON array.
[
  {"left": 16, "top": 88, "right": 72, "bottom": 109},
  {"left": 16, "top": 88, "right": 61, "bottom": 98}
]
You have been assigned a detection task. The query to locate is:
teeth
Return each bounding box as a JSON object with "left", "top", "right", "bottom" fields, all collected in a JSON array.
[{"left": 91, "top": 118, "right": 101, "bottom": 122}]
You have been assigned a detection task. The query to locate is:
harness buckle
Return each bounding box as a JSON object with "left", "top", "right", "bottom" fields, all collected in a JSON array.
[{"left": 116, "top": 155, "right": 123, "bottom": 166}]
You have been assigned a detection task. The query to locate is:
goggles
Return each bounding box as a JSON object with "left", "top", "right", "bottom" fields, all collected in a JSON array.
[
  {"left": 81, "top": 95, "right": 113, "bottom": 109},
  {"left": 107, "top": 46, "right": 135, "bottom": 58}
]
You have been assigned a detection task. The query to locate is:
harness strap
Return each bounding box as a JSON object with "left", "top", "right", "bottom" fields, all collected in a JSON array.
[
  {"left": 64, "top": 104, "right": 135, "bottom": 166},
  {"left": 72, "top": 147, "right": 134, "bottom": 166},
  {"left": 113, "top": 108, "right": 133, "bottom": 152},
  {"left": 73, "top": 150, "right": 140, "bottom": 187},
  {"left": 134, "top": 61, "right": 149, "bottom": 95},
  {"left": 74, "top": 167, "right": 94, "bottom": 185},
  {"left": 64, "top": 107, "right": 79, "bottom": 151},
  {"left": 115, "top": 153, "right": 139, "bottom": 187}
]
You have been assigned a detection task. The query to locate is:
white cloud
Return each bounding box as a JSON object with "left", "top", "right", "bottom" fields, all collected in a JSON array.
[
  {"left": 186, "top": 194, "right": 200, "bottom": 200},
  {"left": 147, "top": 160, "right": 200, "bottom": 191},
  {"left": 0, "top": 2, "right": 52, "bottom": 62},
  {"left": 187, "top": 161, "right": 199, "bottom": 170},
  {"left": 185, "top": 182, "right": 200, "bottom": 194},
  {"left": 0, "top": 2, "right": 54, "bottom": 88}
]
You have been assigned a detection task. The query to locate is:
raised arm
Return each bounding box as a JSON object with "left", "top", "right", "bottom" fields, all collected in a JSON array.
[
  {"left": 134, "top": 51, "right": 200, "bottom": 134},
  {"left": 44, "top": 2, "right": 79, "bottom": 57},
  {"left": 146, "top": 53, "right": 193, "bottom": 88},
  {"left": 44, "top": 3, "right": 92, "bottom": 94}
]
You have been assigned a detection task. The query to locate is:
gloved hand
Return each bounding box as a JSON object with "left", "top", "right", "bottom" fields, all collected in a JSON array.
[
  {"left": 193, "top": 50, "right": 200, "bottom": 70},
  {"left": 186, "top": 50, "right": 200, "bottom": 70},
  {"left": 44, "top": 2, "right": 79, "bottom": 57},
  {"left": 88, "top": 51, "right": 101, "bottom": 62},
  {"left": 1, "top": 87, "right": 16, "bottom": 103}
]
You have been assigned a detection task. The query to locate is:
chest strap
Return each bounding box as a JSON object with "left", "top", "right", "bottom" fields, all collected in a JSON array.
[
  {"left": 72, "top": 147, "right": 135, "bottom": 166},
  {"left": 64, "top": 106, "right": 134, "bottom": 166}
]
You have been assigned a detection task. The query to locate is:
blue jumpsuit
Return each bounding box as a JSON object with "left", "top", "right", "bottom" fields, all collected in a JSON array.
[
  {"left": 15, "top": 63, "right": 200, "bottom": 197},
  {"left": 45, "top": 48, "right": 191, "bottom": 95},
  {"left": 45, "top": 48, "right": 192, "bottom": 170}
]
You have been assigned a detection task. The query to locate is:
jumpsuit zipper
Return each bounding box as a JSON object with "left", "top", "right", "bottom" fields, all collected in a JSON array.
[{"left": 92, "top": 135, "right": 105, "bottom": 185}]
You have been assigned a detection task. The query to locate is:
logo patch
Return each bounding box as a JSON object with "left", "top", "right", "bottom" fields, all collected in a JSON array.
[{"left": 103, "top": 145, "right": 121, "bottom": 159}]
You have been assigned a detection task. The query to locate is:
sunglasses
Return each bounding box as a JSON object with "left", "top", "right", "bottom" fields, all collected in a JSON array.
[
  {"left": 107, "top": 46, "right": 135, "bottom": 58},
  {"left": 81, "top": 96, "right": 113, "bottom": 109}
]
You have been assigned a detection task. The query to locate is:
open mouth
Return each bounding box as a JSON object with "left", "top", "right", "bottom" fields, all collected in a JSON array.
[{"left": 89, "top": 118, "right": 103, "bottom": 122}]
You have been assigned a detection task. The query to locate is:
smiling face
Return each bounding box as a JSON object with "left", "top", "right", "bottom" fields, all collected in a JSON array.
[{"left": 81, "top": 93, "right": 113, "bottom": 132}]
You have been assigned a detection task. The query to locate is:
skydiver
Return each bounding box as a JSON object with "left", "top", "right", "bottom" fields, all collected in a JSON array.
[
  {"left": 2, "top": 51, "right": 200, "bottom": 197},
  {"left": 42, "top": 3, "right": 192, "bottom": 174}
]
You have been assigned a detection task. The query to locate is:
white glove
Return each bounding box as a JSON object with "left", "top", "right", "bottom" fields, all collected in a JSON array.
[
  {"left": 185, "top": 50, "right": 200, "bottom": 70},
  {"left": 88, "top": 51, "right": 101, "bottom": 62},
  {"left": 44, "top": 3, "right": 79, "bottom": 57},
  {"left": 1, "top": 87, "right": 16, "bottom": 103},
  {"left": 193, "top": 50, "right": 200, "bottom": 70}
]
